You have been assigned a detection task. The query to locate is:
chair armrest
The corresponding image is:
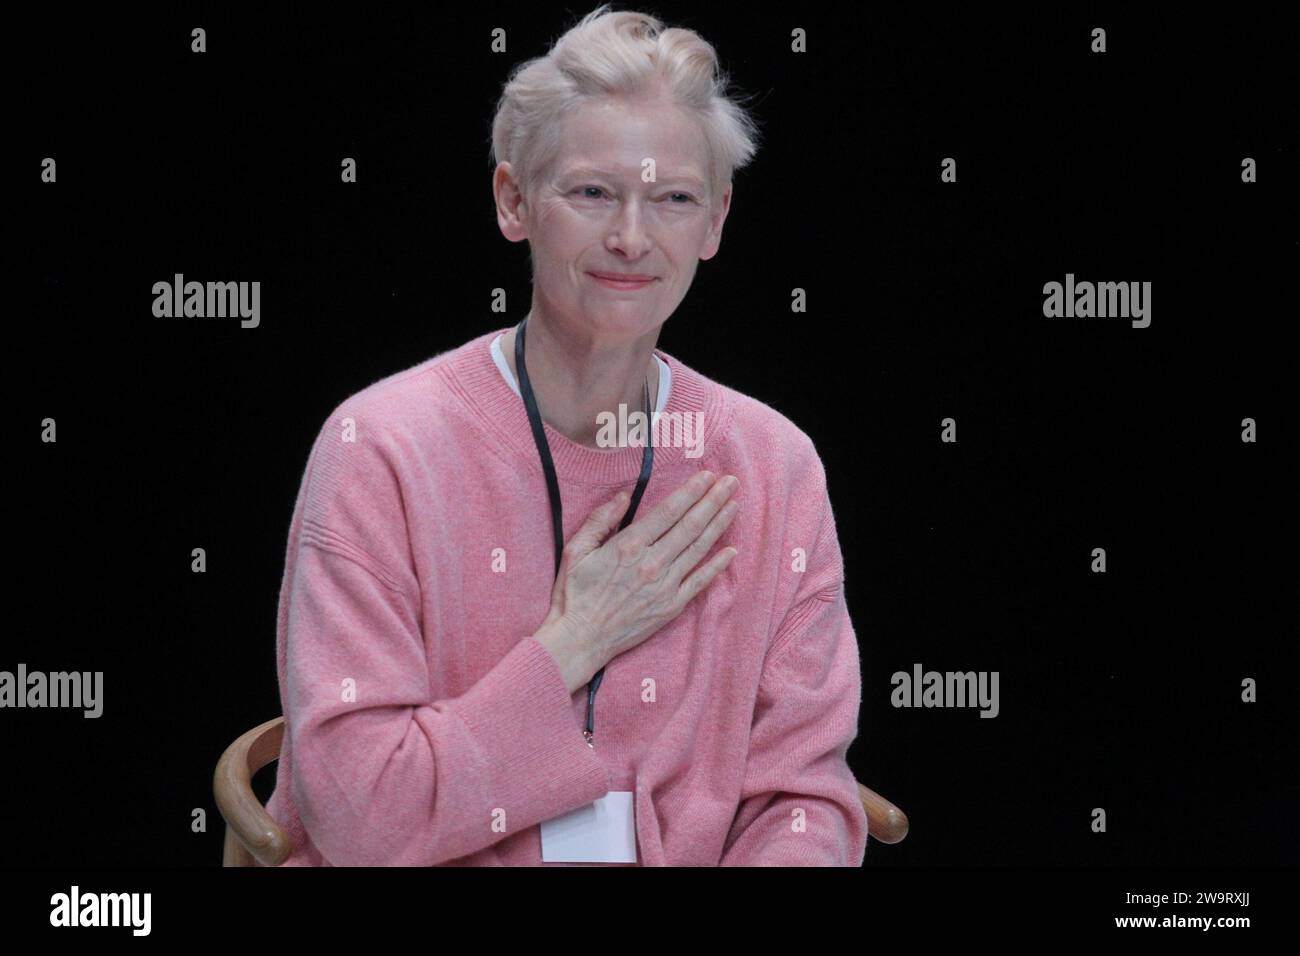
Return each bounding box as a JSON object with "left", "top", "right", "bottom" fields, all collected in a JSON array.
[
  {"left": 214, "top": 716, "right": 292, "bottom": 866},
  {"left": 858, "top": 782, "right": 909, "bottom": 844}
]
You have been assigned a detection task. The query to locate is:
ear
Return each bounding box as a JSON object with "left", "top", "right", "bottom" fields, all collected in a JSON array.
[
  {"left": 494, "top": 162, "right": 529, "bottom": 243},
  {"left": 699, "top": 181, "right": 733, "bottom": 261}
]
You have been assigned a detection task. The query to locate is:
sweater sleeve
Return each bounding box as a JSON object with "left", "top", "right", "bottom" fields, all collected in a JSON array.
[
  {"left": 284, "top": 540, "right": 613, "bottom": 866},
  {"left": 279, "top": 405, "right": 611, "bottom": 866},
  {"left": 717, "top": 581, "right": 869, "bottom": 866},
  {"left": 718, "top": 446, "right": 868, "bottom": 866}
]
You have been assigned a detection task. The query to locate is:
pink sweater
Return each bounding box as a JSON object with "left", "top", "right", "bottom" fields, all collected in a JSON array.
[{"left": 260, "top": 327, "right": 868, "bottom": 866}]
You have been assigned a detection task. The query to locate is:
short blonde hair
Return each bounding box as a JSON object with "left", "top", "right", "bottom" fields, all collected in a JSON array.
[{"left": 489, "top": 4, "right": 762, "bottom": 207}]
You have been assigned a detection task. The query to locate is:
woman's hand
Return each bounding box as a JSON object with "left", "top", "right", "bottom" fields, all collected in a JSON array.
[{"left": 537, "top": 470, "right": 740, "bottom": 691}]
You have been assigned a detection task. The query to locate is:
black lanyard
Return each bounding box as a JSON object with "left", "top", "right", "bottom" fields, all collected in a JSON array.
[{"left": 514, "top": 316, "right": 655, "bottom": 747}]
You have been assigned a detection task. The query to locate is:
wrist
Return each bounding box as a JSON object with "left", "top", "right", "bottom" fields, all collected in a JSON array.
[{"left": 536, "top": 617, "right": 600, "bottom": 695}]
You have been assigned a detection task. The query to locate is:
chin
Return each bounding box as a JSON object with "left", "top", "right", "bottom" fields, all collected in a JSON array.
[{"left": 578, "top": 309, "right": 660, "bottom": 334}]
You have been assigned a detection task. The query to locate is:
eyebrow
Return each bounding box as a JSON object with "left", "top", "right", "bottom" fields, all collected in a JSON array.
[{"left": 560, "top": 166, "right": 707, "bottom": 192}]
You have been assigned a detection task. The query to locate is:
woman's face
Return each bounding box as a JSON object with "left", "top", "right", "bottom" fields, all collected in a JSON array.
[{"left": 497, "top": 95, "right": 732, "bottom": 343}]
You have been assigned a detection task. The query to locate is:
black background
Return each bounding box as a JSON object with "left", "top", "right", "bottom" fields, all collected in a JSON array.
[{"left": 13, "top": 3, "right": 1297, "bottom": 878}]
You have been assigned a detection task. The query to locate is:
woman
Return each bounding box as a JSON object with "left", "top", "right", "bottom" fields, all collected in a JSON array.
[{"left": 262, "top": 4, "right": 868, "bottom": 866}]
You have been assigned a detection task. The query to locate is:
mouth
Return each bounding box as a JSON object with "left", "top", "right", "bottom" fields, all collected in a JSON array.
[{"left": 588, "top": 272, "right": 658, "bottom": 290}]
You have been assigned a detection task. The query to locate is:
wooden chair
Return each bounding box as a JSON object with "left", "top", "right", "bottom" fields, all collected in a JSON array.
[{"left": 215, "top": 715, "right": 909, "bottom": 866}]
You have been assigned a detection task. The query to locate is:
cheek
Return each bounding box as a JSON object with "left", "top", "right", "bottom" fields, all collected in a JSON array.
[
  {"left": 532, "top": 200, "right": 580, "bottom": 235},
  {"left": 537, "top": 213, "right": 598, "bottom": 255}
]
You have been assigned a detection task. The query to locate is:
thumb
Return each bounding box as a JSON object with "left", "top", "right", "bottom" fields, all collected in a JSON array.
[
  {"left": 556, "top": 490, "right": 629, "bottom": 572},
  {"left": 573, "top": 490, "right": 630, "bottom": 555},
  {"left": 545, "top": 490, "right": 628, "bottom": 620}
]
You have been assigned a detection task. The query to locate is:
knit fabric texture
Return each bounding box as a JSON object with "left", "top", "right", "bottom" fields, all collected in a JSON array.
[{"left": 259, "top": 327, "right": 868, "bottom": 866}]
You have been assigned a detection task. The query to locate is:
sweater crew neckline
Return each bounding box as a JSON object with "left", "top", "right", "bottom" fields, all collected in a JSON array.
[
  {"left": 444, "top": 327, "right": 728, "bottom": 485},
  {"left": 491, "top": 332, "right": 673, "bottom": 416}
]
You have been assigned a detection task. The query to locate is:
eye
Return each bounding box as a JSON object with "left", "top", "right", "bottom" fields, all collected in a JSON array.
[
  {"left": 666, "top": 192, "right": 697, "bottom": 204},
  {"left": 574, "top": 185, "right": 607, "bottom": 199}
]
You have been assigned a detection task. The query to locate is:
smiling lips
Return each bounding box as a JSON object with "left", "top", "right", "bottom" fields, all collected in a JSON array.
[{"left": 589, "top": 272, "right": 657, "bottom": 289}]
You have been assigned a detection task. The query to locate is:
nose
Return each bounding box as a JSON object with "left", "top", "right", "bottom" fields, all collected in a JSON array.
[{"left": 606, "top": 198, "right": 653, "bottom": 259}]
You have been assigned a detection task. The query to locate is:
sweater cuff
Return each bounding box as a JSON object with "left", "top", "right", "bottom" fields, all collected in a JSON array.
[{"left": 447, "top": 635, "right": 613, "bottom": 822}]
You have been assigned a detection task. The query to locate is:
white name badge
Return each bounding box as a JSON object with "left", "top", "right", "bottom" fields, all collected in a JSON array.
[{"left": 540, "top": 791, "right": 637, "bottom": 863}]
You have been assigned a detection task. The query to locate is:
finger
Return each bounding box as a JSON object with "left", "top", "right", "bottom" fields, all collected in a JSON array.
[
  {"left": 666, "top": 497, "right": 739, "bottom": 585},
  {"left": 676, "top": 546, "right": 738, "bottom": 607},
  {"left": 651, "top": 475, "right": 738, "bottom": 567},
  {"left": 620, "top": 470, "right": 716, "bottom": 548},
  {"left": 570, "top": 490, "right": 630, "bottom": 555}
]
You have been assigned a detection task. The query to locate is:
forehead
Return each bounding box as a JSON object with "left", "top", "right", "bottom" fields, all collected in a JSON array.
[{"left": 555, "top": 98, "right": 710, "bottom": 182}]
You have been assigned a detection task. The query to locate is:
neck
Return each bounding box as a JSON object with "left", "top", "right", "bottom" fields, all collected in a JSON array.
[{"left": 503, "top": 311, "right": 660, "bottom": 449}]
